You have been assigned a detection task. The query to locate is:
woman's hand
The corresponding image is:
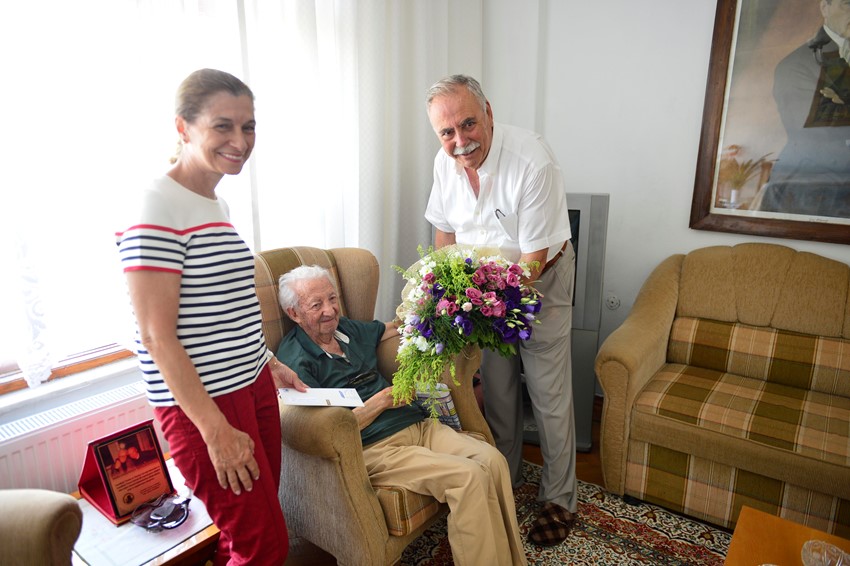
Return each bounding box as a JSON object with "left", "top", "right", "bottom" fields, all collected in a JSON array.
[
  {"left": 204, "top": 421, "right": 260, "bottom": 495},
  {"left": 268, "top": 358, "right": 308, "bottom": 391}
]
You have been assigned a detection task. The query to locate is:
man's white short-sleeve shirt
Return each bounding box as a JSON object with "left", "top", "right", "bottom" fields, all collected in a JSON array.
[{"left": 425, "top": 123, "right": 571, "bottom": 264}]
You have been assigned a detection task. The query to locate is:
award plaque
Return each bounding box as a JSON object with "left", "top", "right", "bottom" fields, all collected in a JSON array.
[{"left": 78, "top": 420, "right": 173, "bottom": 525}]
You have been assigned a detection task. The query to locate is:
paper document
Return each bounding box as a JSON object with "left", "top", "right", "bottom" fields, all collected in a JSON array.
[{"left": 278, "top": 388, "right": 364, "bottom": 407}]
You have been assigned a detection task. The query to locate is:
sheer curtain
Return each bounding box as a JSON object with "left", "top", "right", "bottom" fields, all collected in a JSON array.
[
  {"left": 0, "top": 0, "right": 486, "bottom": 388},
  {"left": 0, "top": 0, "right": 250, "bottom": 386},
  {"left": 244, "top": 0, "right": 484, "bottom": 319}
]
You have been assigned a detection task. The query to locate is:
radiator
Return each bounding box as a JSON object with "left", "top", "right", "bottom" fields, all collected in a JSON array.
[{"left": 0, "top": 381, "right": 156, "bottom": 493}]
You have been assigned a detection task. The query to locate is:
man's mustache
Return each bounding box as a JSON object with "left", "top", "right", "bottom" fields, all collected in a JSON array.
[{"left": 453, "top": 141, "right": 480, "bottom": 156}]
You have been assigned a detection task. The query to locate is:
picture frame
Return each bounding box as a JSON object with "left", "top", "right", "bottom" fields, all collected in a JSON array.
[
  {"left": 78, "top": 420, "right": 173, "bottom": 525},
  {"left": 690, "top": 0, "right": 850, "bottom": 245}
]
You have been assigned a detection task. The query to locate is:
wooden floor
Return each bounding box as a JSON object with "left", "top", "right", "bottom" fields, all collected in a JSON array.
[{"left": 285, "top": 396, "right": 604, "bottom": 565}]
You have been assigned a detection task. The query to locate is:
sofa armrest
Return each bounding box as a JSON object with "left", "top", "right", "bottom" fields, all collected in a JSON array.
[
  {"left": 595, "top": 253, "right": 683, "bottom": 494},
  {"left": 0, "top": 489, "right": 82, "bottom": 566}
]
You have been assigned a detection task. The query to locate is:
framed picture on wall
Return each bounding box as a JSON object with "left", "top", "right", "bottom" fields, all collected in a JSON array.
[{"left": 690, "top": 0, "right": 850, "bottom": 245}]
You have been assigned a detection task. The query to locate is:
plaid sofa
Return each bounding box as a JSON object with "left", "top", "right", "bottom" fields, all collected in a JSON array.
[{"left": 596, "top": 243, "right": 850, "bottom": 537}]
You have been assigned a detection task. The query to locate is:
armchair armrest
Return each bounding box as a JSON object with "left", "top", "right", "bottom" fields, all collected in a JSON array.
[
  {"left": 443, "top": 345, "right": 492, "bottom": 445},
  {"left": 277, "top": 402, "right": 389, "bottom": 565},
  {"left": 377, "top": 335, "right": 492, "bottom": 445},
  {"left": 279, "top": 404, "right": 364, "bottom": 458},
  {"left": 595, "top": 253, "right": 683, "bottom": 494},
  {"left": 0, "top": 489, "right": 82, "bottom": 566}
]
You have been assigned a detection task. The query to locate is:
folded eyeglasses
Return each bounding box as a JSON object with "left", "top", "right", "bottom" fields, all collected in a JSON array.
[
  {"left": 346, "top": 369, "right": 378, "bottom": 387},
  {"left": 130, "top": 492, "right": 192, "bottom": 531}
]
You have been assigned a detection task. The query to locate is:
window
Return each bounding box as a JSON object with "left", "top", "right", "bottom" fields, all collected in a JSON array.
[{"left": 0, "top": 0, "right": 253, "bottom": 393}]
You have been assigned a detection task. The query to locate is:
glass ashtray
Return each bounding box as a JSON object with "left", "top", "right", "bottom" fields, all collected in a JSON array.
[{"left": 802, "top": 540, "right": 850, "bottom": 566}]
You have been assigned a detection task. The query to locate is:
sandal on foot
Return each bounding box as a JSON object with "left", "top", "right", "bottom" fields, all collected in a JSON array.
[{"left": 527, "top": 502, "right": 575, "bottom": 546}]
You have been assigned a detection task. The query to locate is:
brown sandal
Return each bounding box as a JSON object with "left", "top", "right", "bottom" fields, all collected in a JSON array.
[{"left": 527, "top": 502, "right": 575, "bottom": 546}]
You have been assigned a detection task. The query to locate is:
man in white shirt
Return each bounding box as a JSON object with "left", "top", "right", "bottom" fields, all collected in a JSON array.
[{"left": 423, "top": 74, "right": 578, "bottom": 547}]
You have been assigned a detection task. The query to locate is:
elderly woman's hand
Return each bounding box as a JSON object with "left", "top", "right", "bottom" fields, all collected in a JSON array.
[{"left": 269, "top": 357, "right": 308, "bottom": 391}]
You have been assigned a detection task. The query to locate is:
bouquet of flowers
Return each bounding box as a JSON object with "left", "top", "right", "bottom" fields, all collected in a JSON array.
[{"left": 392, "top": 245, "right": 542, "bottom": 408}]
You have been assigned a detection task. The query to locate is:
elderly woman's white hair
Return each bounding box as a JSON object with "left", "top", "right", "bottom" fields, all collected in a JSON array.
[{"left": 278, "top": 265, "right": 338, "bottom": 311}]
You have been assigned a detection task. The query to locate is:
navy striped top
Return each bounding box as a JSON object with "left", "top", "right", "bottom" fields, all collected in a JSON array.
[{"left": 115, "top": 176, "right": 268, "bottom": 406}]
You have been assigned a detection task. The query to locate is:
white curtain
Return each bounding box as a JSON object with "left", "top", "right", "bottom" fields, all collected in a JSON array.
[
  {"left": 0, "top": 0, "right": 491, "bottom": 387},
  {"left": 243, "top": 0, "right": 485, "bottom": 319}
]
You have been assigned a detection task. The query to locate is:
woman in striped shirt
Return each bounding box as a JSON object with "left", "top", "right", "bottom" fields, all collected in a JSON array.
[{"left": 116, "top": 69, "right": 306, "bottom": 565}]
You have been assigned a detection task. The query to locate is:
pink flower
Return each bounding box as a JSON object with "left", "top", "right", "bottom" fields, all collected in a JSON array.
[
  {"left": 505, "top": 272, "right": 520, "bottom": 287},
  {"left": 472, "top": 270, "right": 487, "bottom": 286},
  {"left": 436, "top": 298, "right": 458, "bottom": 316},
  {"left": 490, "top": 301, "right": 506, "bottom": 318},
  {"left": 481, "top": 305, "right": 493, "bottom": 317},
  {"left": 466, "top": 287, "right": 484, "bottom": 305},
  {"left": 423, "top": 272, "right": 435, "bottom": 283},
  {"left": 508, "top": 264, "right": 523, "bottom": 276}
]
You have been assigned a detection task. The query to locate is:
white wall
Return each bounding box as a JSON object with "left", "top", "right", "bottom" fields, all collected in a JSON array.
[{"left": 479, "top": 0, "right": 850, "bottom": 346}]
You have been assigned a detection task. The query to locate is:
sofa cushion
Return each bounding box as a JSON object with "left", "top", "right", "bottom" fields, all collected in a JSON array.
[
  {"left": 668, "top": 317, "right": 850, "bottom": 397},
  {"left": 676, "top": 244, "right": 850, "bottom": 338},
  {"left": 631, "top": 362, "right": 850, "bottom": 500}
]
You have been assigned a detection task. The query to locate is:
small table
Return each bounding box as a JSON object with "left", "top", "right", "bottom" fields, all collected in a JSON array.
[
  {"left": 725, "top": 506, "right": 850, "bottom": 565},
  {"left": 72, "top": 459, "right": 219, "bottom": 566}
]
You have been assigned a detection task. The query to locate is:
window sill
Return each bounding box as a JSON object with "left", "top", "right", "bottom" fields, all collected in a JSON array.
[{"left": 0, "top": 358, "right": 142, "bottom": 424}]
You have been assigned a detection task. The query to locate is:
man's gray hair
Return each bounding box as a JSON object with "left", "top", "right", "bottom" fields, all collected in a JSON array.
[
  {"left": 278, "top": 265, "right": 337, "bottom": 311},
  {"left": 425, "top": 74, "right": 488, "bottom": 113}
]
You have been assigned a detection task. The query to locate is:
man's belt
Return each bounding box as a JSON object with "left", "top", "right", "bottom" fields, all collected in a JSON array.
[{"left": 541, "top": 241, "right": 570, "bottom": 276}]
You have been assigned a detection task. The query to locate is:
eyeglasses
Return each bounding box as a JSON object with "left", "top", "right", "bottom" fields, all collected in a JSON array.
[
  {"left": 130, "top": 492, "right": 191, "bottom": 531},
  {"left": 347, "top": 369, "right": 378, "bottom": 387}
]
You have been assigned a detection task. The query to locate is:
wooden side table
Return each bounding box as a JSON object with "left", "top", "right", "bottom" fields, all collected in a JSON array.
[
  {"left": 725, "top": 506, "right": 850, "bottom": 565},
  {"left": 71, "top": 459, "right": 219, "bottom": 566}
]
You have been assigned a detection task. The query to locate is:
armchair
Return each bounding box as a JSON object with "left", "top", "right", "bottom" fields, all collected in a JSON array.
[
  {"left": 0, "top": 488, "right": 82, "bottom": 565},
  {"left": 254, "top": 246, "right": 493, "bottom": 566}
]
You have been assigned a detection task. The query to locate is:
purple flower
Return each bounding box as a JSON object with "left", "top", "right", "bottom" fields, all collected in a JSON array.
[
  {"left": 416, "top": 318, "right": 434, "bottom": 339},
  {"left": 454, "top": 315, "right": 473, "bottom": 336},
  {"left": 432, "top": 282, "right": 446, "bottom": 300},
  {"left": 524, "top": 298, "right": 542, "bottom": 314},
  {"left": 503, "top": 286, "right": 522, "bottom": 309},
  {"left": 493, "top": 319, "right": 519, "bottom": 343},
  {"left": 435, "top": 342, "right": 445, "bottom": 354},
  {"left": 519, "top": 327, "right": 532, "bottom": 341}
]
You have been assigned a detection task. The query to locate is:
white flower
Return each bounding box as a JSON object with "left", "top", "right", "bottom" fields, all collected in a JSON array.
[
  {"left": 462, "top": 302, "right": 473, "bottom": 312},
  {"left": 414, "top": 336, "right": 429, "bottom": 352}
]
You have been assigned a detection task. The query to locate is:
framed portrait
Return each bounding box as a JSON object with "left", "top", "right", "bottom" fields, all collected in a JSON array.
[
  {"left": 78, "top": 420, "right": 173, "bottom": 524},
  {"left": 690, "top": 0, "right": 850, "bottom": 245}
]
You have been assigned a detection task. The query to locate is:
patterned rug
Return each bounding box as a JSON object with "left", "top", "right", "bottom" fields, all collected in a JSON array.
[{"left": 400, "top": 461, "right": 731, "bottom": 565}]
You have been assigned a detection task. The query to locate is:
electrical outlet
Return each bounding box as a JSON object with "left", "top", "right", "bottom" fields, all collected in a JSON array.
[{"left": 605, "top": 294, "right": 621, "bottom": 310}]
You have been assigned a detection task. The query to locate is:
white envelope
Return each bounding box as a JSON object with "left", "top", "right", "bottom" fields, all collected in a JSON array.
[{"left": 278, "top": 388, "right": 364, "bottom": 407}]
